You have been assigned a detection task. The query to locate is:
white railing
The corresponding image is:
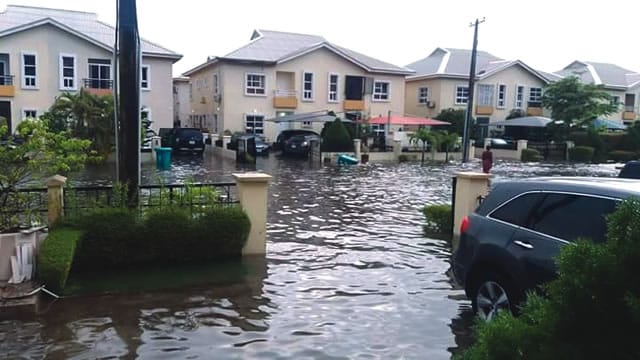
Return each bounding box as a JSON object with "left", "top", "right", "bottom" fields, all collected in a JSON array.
[{"left": 274, "top": 89, "right": 297, "bottom": 97}]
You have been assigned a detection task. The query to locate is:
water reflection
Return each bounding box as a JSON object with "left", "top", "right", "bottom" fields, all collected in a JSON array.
[{"left": 1, "top": 153, "right": 621, "bottom": 359}]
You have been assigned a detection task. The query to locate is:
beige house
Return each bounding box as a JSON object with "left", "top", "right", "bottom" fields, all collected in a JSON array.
[
  {"left": 404, "top": 48, "right": 551, "bottom": 135},
  {"left": 182, "top": 30, "right": 413, "bottom": 142},
  {"left": 0, "top": 5, "right": 182, "bottom": 133},
  {"left": 172, "top": 77, "right": 190, "bottom": 126},
  {"left": 554, "top": 61, "right": 640, "bottom": 124}
]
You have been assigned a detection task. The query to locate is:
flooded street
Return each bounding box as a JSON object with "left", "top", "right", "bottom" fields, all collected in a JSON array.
[{"left": 0, "top": 154, "right": 619, "bottom": 359}]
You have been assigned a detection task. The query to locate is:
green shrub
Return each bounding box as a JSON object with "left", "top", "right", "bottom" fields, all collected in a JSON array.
[
  {"left": 192, "top": 206, "right": 251, "bottom": 259},
  {"left": 568, "top": 146, "right": 594, "bottom": 162},
  {"left": 520, "top": 148, "right": 542, "bottom": 162},
  {"left": 72, "top": 208, "right": 140, "bottom": 270},
  {"left": 321, "top": 118, "right": 353, "bottom": 152},
  {"left": 37, "top": 228, "right": 82, "bottom": 292},
  {"left": 141, "top": 207, "right": 192, "bottom": 262},
  {"left": 458, "top": 198, "right": 640, "bottom": 360},
  {"left": 398, "top": 154, "right": 409, "bottom": 162},
  {"left": 422, "top": 204, "right": 452, "bottom": 233},
  {"left": 608, "top": 150, "right": 637, "bottom": 163}
]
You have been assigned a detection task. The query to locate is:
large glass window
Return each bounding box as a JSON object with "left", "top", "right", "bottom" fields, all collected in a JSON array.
[
  {"left": 477, "top": 84, "right": 494, "bottom": 106},
  {"left": 88, "top": 59, "right": 112, "bottom": 89}
]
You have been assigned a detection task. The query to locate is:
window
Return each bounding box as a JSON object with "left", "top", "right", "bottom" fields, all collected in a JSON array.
[
  {"left": 59, "top": 54, "right": 76, "bottom": 90},
  {"left": 455, "top": 85, "right": 469, "bottom": 105},
  {"left": 22, "top": 52, "right": 37, "bottom": 88},
  {"left": 371, "top": 124, "right": 386, "bottom": 135},
  {"left": 189, "top": 83, "right": 193, "bottom": 101},
  {"left": 213, "top": 73, "right": 219, "bottom": 95},
  {"left": 525, "top": 193, "right": 618, "bottom": 243},
  {"left": 302, "top": 72, "right": 314, "bottom": 100},
  {"left": 245, "top": 115, "right": 264, "bottom": 134},
  {"left": 490, "top": 193, "right": 546, "bottom": 226},
  {"left": 373, "top": 80, "right": 390, "bottom": 101},
  {"left": 477, "top": 84, "right": 494, "bottom": 106},
  {"left": 23, "top": 109, "right": 37, "bottom": 119},
  {"left": 497, "top": 84, "right": 506, "bottom": 108},
  {"left": 612, "top": 96, "right": 620, "bottom": 106},
  {"left": 625, "top": 93, "right": 636, "bottom": 111},
  {"left": 328, "top": 73, "right": 338, "bottom": 102},
  {"left": 529, "top": 87, "right": 542, "bottom": 103},
  {"left": 141, "top": 65, "right": 150, "bottom": 90},
  {"left": 418, "top": 87, "right": 429, "bottom": 104},
  {"left": 88, "top": 59, "right": 111, "bottom": 89},
  {"left": 515, "top": 85, "right": 525, "bottom": 108},
  {"left": 245, "top": 73, "right": 266, "bottom": 96}
]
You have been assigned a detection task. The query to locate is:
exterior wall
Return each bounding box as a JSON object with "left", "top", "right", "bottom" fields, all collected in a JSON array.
[
  {"left": 0, "top": 24, "right": 176, "bottom": 133},
  {"left": 173, "top": 79, "right": 191, "bottom": 127},
  {"left": 405, "top": 64, "right": 549, "bottom": 123},
  {"left": 198, "top": 47, "right": 407, "bottom": 143},
  {"left": 187, "top": 63, "right": 221, "bottom": 132},
  {"left": 604, "top": 88, "right": 640, "bottom": 123}
]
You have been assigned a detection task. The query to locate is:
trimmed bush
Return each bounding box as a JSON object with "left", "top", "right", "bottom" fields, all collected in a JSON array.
[
  {"left": 568, "top": 146, "right": 595, "bottom": 162},
  {"left": 608, "top": 150, "right": 637, "bottom": 163},
  {"left": 142, "top": 207, "right": 192, "bottom": 262},
  {"left": 422, "top": 204, "right": 452, "bottom": 233},
  {"left": 398, "top": 154, "right": 409, "bottom": 162},
  {"left": 37, "top": 228, "right": 82, "bottom": 292},
  {"left": 191, "top": 206, "right": 251, "bottom": 259},
  {"left": 457, "top": 198, "right": 640, "bottom": 360},
  {"left": 321, "top": 118, "right": 353, "bottom": 152},
  {"left": 521, "top": 148, "right": 542, "bottom": 162}
]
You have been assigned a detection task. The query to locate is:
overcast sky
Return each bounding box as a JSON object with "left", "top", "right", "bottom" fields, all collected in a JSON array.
[{"left": 4, "top": 0, "right": 640, "bottom": 77}]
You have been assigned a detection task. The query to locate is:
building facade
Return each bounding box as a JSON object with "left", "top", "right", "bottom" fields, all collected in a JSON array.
[
  {"left": 183, "top": 30, "right": 413, "bottom": 142},
  {"left": 172, "top": 77, "right": 190, "bottom": 127},
  {"left": 0, "top": 5, "right": 182, "bottom": 133}
]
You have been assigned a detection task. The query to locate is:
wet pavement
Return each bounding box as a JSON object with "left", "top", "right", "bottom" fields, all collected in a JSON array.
[{"left": 0, "top": 153, "right": 620, "bottom": 359}]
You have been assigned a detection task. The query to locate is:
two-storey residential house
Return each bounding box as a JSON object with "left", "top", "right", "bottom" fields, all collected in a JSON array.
[
  {"left": 554, "top": 61, "right": 640, "bottom": 124},
  {"left": 182, "top": 30, "right": 413, "bottom": 142},
  {"left": 0, "top": 5, "right": 182, "bottom": 133},
  {"left": 404, "top": 48, "right": 551, "bottom": 136}
]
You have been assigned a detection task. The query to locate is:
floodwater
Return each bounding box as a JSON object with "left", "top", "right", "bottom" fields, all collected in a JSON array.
[{"left": 0, "top": 154, "right": 620, "bottom": 359}]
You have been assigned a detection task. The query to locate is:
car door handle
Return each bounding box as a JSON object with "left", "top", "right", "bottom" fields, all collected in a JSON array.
[{"left": 514, "top": 240, "right": 534, "bottom": 249}]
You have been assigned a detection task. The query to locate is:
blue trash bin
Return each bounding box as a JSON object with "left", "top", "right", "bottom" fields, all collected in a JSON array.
[{"left": 155, "top": 147, "right": 172, "bottom": 170}]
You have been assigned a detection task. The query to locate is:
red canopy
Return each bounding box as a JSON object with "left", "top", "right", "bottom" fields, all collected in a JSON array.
[{"left": 366, "top": 115, "right": 450, "bottom": 126}]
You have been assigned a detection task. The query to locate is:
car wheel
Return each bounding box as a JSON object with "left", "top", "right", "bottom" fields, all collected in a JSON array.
[{"left": 471, "top": 271, "right": 520, "bottom": 321}]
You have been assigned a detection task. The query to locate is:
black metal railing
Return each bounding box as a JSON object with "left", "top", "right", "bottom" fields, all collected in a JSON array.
[
  {"left": 0, "top": 75, "right": 14, "bottom": 86},
  {"left": 527, "top": 101, "right": 542, "bottom": 108},
  {"left": 0, "top": 188, "right": 48, "bottom": 230},
  {"left": 63, "top": 183, "right": 239, "bottom": 218},
  {"left": 83, "top": 78, "right": 113, "bottom": 89}
]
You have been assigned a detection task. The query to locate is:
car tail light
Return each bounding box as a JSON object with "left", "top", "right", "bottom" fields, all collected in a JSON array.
[{"left": 460, "top": 216, "right": 470, "bottom": 234}]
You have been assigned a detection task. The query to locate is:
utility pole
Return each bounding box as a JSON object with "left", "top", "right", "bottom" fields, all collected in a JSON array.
[{"left": 462, "top": 17, "right": 485, "bottom": 163}]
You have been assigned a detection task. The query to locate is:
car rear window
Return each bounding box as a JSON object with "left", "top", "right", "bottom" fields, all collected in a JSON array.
[{"left": 176, "top": 129, "right": 202, "bottom": 138}]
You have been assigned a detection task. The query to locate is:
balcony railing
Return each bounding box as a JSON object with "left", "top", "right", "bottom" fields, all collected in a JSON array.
[
  {"left": 83, "top": 78, "right": 113, "bottom": 89},
  {"left": 273, "top": 89, "right": 298, "bottom": 109},
  {"left": 0, "top": 75, "right": 14, "bottom": 86},
  {"left": 527, "top": 101, "right": 542, "bottom": 108},
  {"left": 274, "top": 89, "right": 297, "bottom": 97},
  {"left": 625, "top": 105, "right": 635, "bottom": 112}
]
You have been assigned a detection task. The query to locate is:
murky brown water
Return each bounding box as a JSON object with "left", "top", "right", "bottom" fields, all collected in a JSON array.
[{"left": 0, "top": 154, "right": 619, "bottom": 359}]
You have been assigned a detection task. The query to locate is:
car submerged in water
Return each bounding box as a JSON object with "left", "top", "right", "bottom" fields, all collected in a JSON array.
[
  {"left": 282, "top": 134, "right": 321, "bottom": 156},
  {"left": 161, "top": 128, "right": 205, "bottom": 155}
]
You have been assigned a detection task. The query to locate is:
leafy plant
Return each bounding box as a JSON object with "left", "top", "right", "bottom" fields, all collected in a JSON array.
[
  {"left": 506, "top": 108, "right": 526, "bottom": 120},
  {"left": 321, "top": 118, "right": 353, "bottom": 152},
  {"left": 438, "top": 130, "right": 460, "bottom": 162},
  {"left": 434, "top": 108, "right": 469, "bottom": 136},
  {"left": 568, "top": 146, "right": 595, "bottom": 162},
  {"left": 410, "top": 128, "right": 439, "bottom": 164},
  {"left": 422, "top": 204, "right": 452, "bottom": 233},
  {"left": 521, "top": 148, "right": 542, "bottom": 162},
  {"left": 608, "top": 150, "right": 637, "bottom": 163},
  {"left": 37, "top": 228, "right": 83, "bottom": 292}
]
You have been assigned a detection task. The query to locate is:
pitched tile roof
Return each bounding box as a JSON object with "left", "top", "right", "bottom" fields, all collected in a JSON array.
[
  {"left": 405, "top": 48, "right": 504, "bottom": 77},
  {"left": 0, "top": 5, "right": 181, "bottom": 59},
  {"left": 217, "top": 29, "right": 412, "bottom": 75},
  {"left": 555, "top": 61, "right": 640, "bottom": 88}
]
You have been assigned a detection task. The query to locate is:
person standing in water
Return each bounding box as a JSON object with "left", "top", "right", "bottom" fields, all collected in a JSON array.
[{"left": 482, "top": 146, "right": 493, "bottom": 173}]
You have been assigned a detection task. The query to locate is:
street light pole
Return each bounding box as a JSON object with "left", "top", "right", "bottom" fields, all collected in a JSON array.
[{"left": 462, "top": 17, "right": 485, "bottom": 163}]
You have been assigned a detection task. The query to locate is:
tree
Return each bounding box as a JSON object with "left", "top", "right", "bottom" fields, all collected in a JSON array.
[
  {"left": 321, "top": 118, "right": 352, "bottom": 152},
  {"left": 40, "top": 89, "right": 115, "bottom": 159},
  {"left": 410, "top": 127, "right": 439, "bottom": 164},
  {"left": 542, "top": 76, "right": 618, "bottom": 129},
  {"left": 506, "top": 108, "right": 526, "bottom": 120},
  {"left": 0, "top": 118, "right": 93, "bottom": 232},
  {"left": 435, "top": 108, "right": 467, "bottom": 136},
  {"left": 437, "top": 130, "right": 460, "bottom": 162}
]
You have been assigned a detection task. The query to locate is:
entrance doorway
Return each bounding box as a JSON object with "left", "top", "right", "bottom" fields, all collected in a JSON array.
[{"left": 0, "top": 101, "right": 11, "bottom": 132}]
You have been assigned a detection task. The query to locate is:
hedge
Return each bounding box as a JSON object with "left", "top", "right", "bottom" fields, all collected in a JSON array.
[
  {"left": 568, "top": 146, "right": 594, "bottom": 162},
  {"left": 422, "top": 204, "right": 452, "bottom": 234},
  {"left": 37, "top": 228, "right": 83, "bottom": 293},
  {"left": 70, "top": 205, "right": 251, "bottom": 271},
  {"left": 521, "top": 148, "right": 542, "bottom": 162},
  {"left": 321, "top": 118, "right": 353, "bottom": 152},
  {"left": 608, "top": 150, "right": 637, "bottom": 163}
]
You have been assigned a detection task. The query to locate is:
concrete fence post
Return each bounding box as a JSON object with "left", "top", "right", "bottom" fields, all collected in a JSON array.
[
  {"left": 353, "top": 139, "right": 361, "bottom": 161},
  {"left": 46, "top": 175, "right": 67, "bottom": 225},
  {"left": 393, "top": 140, "right": 402, "bottom": 160},
  {"left": 223, "top": 135, "right": 232, "bottom": 150},
  {"left": 565, "top": 141, "right": 575, "bottom": 161},
  {"left": 516, "top": 139, "right": 528, "bottom": 160},
  {"left": 452, "top": 172, "right": 491, "bottom": 250},
  {"left": 468, "top": 140, "right": 476, "bottom": 160},
  {"left": 233, "top": 173, "right": 272, "bottom": 256}
]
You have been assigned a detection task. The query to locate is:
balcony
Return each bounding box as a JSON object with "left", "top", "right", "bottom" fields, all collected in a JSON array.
[
  {"left": 0, "top": 75, "right": 15, "bottom": 97},
  {"left": 83, "top": 78, "right": 113, "bottom": 96},
  {"left": 475, "top": 105, "right": 493, "bottom": 115},
  {"left": 526, "top": 101, "right": 543, "bottom": 116},
  {"left": 623, "top": 110, "right": 636, "bottom": 121},
  {"left": 343, "top": 99, "right": 365, "bottom": 111},
  {"left": 273, "top": 90, "right": 298, "bottom": 109}
]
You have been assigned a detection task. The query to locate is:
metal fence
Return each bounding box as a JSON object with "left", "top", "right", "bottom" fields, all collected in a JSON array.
[
  {"left": 527, "top": 141, "right": 568, "bottom": 161},
  {"left": 0, "top": 188, "right": 49, "bottom": 229}
]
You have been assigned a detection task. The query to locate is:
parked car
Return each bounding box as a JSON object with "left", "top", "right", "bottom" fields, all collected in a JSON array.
[
  {"left": 168, "top": 128, "right": 205, "bottom": 155},
  {"left": 275, "top": 130, "right": 318, "bottom": 151},
  {"left": 227, "top": 133, "right": 269, "bottom": 155},
  {"left": 255, "top": 137, "right": 270, "bottom": 156},
  {"left": 618, "top": 160, "right": 640, "bottom": 179},
  {"left": 452, "top": 177, "right": 640, "bottom": 321},
  {"left": 487, "top": 138, "right": 516, "bottom": 150},
  {"left": 282, "top": 134, "right": 320, "bottom": 156}
]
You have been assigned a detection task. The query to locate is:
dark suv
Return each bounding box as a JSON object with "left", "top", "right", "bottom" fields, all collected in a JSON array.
[{"left": 452, "top": 177, "right": 640, "bottom": 320}]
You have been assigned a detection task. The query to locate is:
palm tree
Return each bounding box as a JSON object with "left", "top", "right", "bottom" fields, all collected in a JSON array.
[
  {"left": 410, "top": 127, "right": 439, "bottom": 164},
  {"left": 437, "top": 130, "right": 460, "bottom": 162}
]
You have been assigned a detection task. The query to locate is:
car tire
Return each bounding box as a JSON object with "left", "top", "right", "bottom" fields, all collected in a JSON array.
[{"left": 470, "top": 271, "right": 522, "bottom": 321}]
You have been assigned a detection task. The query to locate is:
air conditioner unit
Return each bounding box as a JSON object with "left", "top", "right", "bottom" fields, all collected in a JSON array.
[{"left": 427, "top": 101, "right": 436, "bottom": 108}]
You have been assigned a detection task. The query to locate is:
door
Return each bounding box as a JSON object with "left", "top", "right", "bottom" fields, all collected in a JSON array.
[
  {"left": 0, "top": 61, "right": 5, "bottom": 85},
  {"left": 0, "top": 101, "right": 11, "bottom": 132},
  {"left": 345, "top": 76, "right": 364, "bottom": 100}
]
